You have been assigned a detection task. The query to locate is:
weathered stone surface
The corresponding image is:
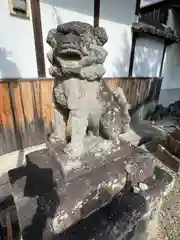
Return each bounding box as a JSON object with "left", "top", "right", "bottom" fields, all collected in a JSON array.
[
  {"left": 9, "top": 165, "right": 173, "bottom": 240},
  {"left": 132, "top": 22, "right": 178, "bottom": 44},
  {"left": 56, "top": 167, "right": 174, "bottom": 240},
  {"left": 52, "top": 147, "right": 154, "bottom": 234},
  {"left": 166, "top": 134, "right": 180, "bottom": 159},
  {"left": 8, "top": 145, "right": 154, "bottom": 237},
  {"left": 47, "top": 139, "right": 132, "bottom": 179},
  {"left": 142, "top": 129, "right": 180, "bottom": 173},
  {"left": 155, "top": 144, "right": 180, "bottom": 173},
  {"left": 46, "top": 21, "right": 131, "bottom": 158},
  {"left": 171, "top": 126, "right": 180, "bottom": 141},
  {"left": 145, "top": 140, "right": 180, "bottom": 173}
]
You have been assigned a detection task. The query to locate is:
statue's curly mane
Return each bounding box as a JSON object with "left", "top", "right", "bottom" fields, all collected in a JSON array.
[{"left": 46, "top": 21, "right": 108, "bottom": 81}]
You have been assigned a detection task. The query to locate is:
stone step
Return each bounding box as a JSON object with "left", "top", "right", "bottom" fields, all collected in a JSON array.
[
  {"left": 154, "top": 144, "right": 180, "bottom": 173},
  {"left": 166, "top": 134, "right": 180, "bottom": 159},
  {"left": 170, "top": 126, "right": 180, "bottom": 142},
  {"left": 140, "top": 126, "right": 180, "bottom": 173}
]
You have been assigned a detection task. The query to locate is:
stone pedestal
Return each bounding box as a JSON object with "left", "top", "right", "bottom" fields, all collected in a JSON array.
[
  {"left": 8, "top": 150, "right": 174, "bottom": 240},
  {"left": 58, "top": 167, "right": 174, "bottom": 240},
  {"left": 8, "top": 141, "right": 173, "bottom": 239}
]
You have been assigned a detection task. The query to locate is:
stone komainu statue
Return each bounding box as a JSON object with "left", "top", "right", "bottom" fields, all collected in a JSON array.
[{"left": 46, "top": 21, "right": 131, "bottom": 157}]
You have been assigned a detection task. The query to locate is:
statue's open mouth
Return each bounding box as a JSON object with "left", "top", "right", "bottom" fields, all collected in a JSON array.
[{"left": 59, "top": 48, "right": 82, "bottom": 61}]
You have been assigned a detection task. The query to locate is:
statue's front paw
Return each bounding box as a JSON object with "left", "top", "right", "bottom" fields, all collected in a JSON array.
[
  {"left": 63, "top": 142, "right": 84, "bottom": 158},
  {"left": 47, "top": 133, "right": 66, "bottom": 145}
]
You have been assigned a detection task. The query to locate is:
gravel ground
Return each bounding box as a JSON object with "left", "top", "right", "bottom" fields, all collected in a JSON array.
[{"left": 159, "top": 176, "right": 180, "bottom": 240}]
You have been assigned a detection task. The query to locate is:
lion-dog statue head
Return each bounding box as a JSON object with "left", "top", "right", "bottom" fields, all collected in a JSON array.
[{"left": 46, "top": 21, "right": 108, "bottom": 81}]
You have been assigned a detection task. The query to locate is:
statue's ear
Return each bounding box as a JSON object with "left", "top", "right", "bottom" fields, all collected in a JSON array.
[
  {"left": 94, "top": 27, "right": 108, "bottom": 46},
  {"left": 46, "top": 29, "right": 57, "bottom": 48}
]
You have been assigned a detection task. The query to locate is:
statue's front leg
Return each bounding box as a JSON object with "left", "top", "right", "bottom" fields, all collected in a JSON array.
[
  {"left": 62, "top": 78, "right": 89, "bottom": 158},
  {"left": 63, "top": 109, "right": 88, "bottom": 157}
]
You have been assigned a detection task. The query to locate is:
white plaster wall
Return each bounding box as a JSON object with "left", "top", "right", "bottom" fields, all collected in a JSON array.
[
  {"left": 0, "top": 0, "right": 37, "bottom": 78},
  {"left": 132, "top": 9, "right": 180, "bottom": 106},
  {"left": 161, "top": 9, "right": 180, "bottom": 90},
  {"left": 132, "top": 37, "right": 164, "bottom": 77},
  {"left": 99, "top": 0, "right": 137, "bottom": 77},
  {"left": 159, "top": 9, "right": 180, "bottom": 106},
  {"left": 40, "top": 0, "right": 94, "bottom": 77}
]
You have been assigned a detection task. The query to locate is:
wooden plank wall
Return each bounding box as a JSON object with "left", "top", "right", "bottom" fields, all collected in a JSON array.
[
  {"left": 106, "top": 77, "right": 162, "bottom": 112},
  {"left": 0, "top": 77, "right": 162, "bottom": 156}
]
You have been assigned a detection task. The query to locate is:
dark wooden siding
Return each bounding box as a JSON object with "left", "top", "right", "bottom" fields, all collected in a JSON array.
[
  {"left": 0, "top": 79, "right": 53, "bottom": 156},
  {"left": 0, "top": 77, "right": 162, "bottom": 156}
]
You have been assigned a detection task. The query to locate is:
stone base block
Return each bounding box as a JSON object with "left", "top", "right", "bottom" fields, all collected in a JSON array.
[
  {"left": 9, "top": 159, "right": 174, "bottom": 240},
  {"left": 9, "top": 144, "right": 155, "bottom": 236}
]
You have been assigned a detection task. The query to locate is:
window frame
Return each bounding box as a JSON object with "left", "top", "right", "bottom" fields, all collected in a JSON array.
[{"left": 8, "top": 0, "right": 30, "bottom": 19}]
